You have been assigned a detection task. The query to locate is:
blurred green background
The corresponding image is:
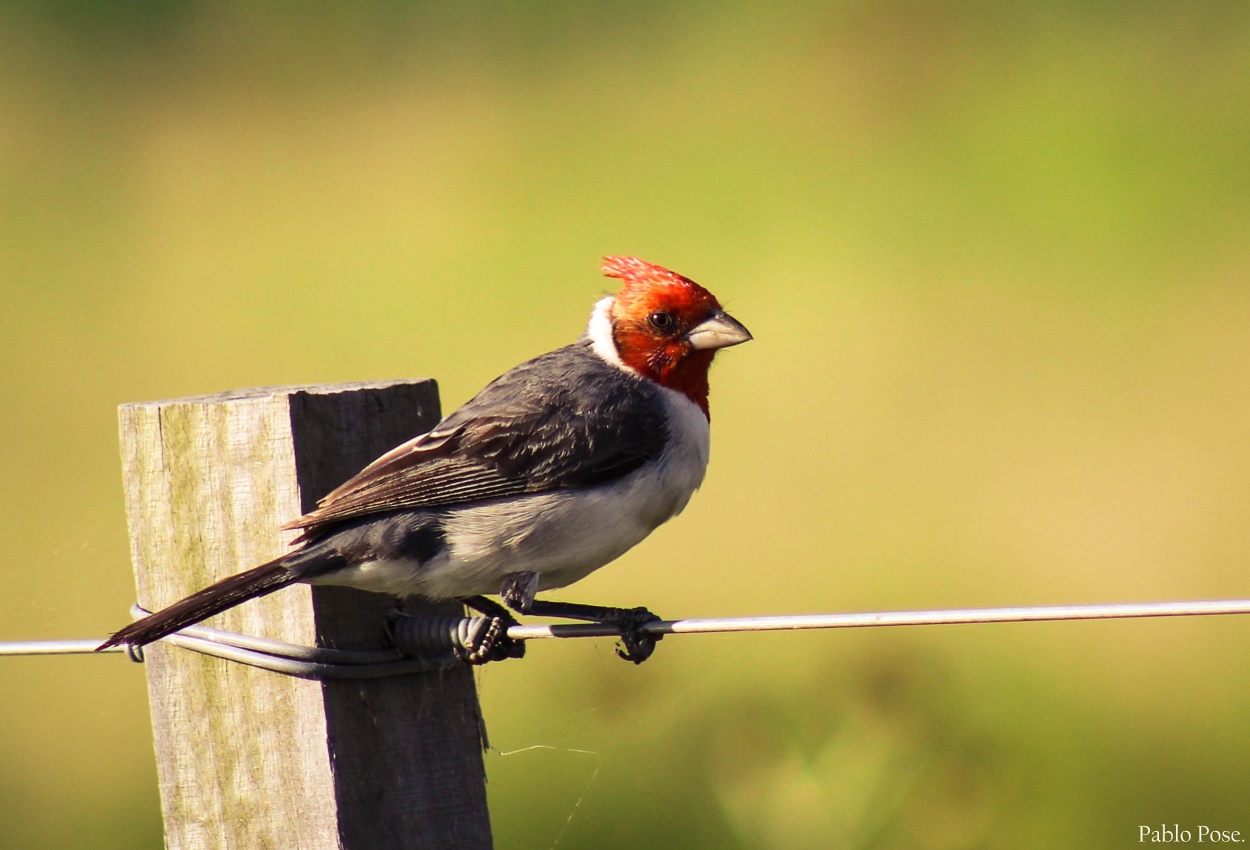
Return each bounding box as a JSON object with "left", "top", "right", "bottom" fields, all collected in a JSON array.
[{"left": 3, "top": 2, "right": 1249, "bottom": 847}]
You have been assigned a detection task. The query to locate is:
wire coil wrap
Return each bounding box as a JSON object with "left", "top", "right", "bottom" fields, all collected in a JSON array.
[{"left": 388, "top": 615, "right": 497, "bottom": 658}]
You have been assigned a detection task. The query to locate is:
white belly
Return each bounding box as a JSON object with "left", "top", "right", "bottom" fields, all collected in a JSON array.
[{"left": 311, "top": 385, "right": 711, "bottom": 600}]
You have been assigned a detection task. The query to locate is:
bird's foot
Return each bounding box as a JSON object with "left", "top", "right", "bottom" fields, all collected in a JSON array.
[
  {"left": 498, "top": 575, "right": 664, "bottom": 664},
  {"left": 455, "top": 615, "right": 525, "bottom": 665},
  {"left": 459, "top": 596, "right": 526, "bottom": 665},
  {"left": 607, "top": 606, "right": 663, "bottom": 664}
]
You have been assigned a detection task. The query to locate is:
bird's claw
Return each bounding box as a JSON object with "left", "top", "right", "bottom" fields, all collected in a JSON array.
[
  {"left": 613, "top": 607, "right": 663, "bottom": 664},
  {"left": 456, "top": 596, "right": 526, "bottom": 665},
  {"left": 455, "top": 613, "right": 526, "bottom": 665}
]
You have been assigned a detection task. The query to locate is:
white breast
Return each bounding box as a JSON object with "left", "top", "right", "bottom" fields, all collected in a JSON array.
[{"left": 323, "top": 385, "right": 712, "bottom": 600}]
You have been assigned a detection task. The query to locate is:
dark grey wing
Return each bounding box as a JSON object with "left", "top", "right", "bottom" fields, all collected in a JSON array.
[{"left": 287, "top": 343, "right": 667, "bottom": 538}]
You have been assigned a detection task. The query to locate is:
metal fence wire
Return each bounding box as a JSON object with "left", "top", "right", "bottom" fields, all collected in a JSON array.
[{"left": 4, "top": 598, "right": 1249, "bottom": 677}]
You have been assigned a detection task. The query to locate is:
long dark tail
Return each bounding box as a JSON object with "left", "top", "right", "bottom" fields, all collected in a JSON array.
[{"left": 97, "top": 557, "right": 302, "bottom": 650}]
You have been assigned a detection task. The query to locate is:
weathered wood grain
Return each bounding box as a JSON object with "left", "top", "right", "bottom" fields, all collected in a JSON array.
[{"left": 119, "top": 380, "right": 493, "bottom": 850}]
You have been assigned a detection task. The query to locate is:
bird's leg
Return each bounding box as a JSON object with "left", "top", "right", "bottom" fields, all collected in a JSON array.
[
  {"left": 458, "top": 595, "right": 526, "bottom": 663},
  {"left": 499, "top": 571, "right": 664, "bottom": 664}
]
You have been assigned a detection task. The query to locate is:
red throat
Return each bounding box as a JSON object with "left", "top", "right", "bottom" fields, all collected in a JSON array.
[{"left": 649, "top": 349, "right": 716, "bottom": 418}]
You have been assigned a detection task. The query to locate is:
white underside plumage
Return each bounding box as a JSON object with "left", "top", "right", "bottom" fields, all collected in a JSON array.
[{"left": 308, "top": 367, "right": 712, "bottom": 600}]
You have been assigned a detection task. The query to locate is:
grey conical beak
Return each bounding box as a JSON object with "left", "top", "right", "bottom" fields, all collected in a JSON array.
[{"left": 687, "top": 310, "right": 753, "bottom": 351}]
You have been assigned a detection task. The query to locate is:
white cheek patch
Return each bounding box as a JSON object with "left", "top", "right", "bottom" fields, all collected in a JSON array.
[{"left": 586, "top": 295, "right": 637, "bottom": 374}]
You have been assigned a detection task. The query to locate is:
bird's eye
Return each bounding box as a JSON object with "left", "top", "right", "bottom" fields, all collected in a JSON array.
[{"left": 647, "top": 311, "right": 675, "bottom": 332}]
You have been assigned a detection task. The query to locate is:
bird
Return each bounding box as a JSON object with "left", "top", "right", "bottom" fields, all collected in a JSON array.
[{"left": 100, "top": 256, "right": 751, "bottom": 663}]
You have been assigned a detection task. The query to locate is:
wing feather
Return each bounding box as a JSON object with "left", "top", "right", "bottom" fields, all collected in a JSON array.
[{"left": 286, "top": 343, "right": 667, "bottom": 539}]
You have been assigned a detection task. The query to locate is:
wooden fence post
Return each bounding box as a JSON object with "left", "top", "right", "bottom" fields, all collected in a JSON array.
[{"left": 119, "top": 380, "right": 493, "bottom": 850}]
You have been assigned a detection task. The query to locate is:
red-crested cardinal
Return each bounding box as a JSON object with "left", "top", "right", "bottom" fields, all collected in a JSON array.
[{"left": 100, "top": 256, "right": 751, "bottom": 663}]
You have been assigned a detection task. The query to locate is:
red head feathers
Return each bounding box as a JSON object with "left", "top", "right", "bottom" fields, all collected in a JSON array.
[{"left": 595, "top": 256, "right": 750, "bottom": 418}]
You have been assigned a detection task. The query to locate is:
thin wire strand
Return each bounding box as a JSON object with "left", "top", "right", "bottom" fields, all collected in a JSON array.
[
  {"left": 506, "top": 598, "right": 1250, "bottom": 639},
  {"left": 0, "top": 640, "right": 126, "bottom": 656},
  {"left": 4, "top": 598, "right": 1250, "bottom": 657}
]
